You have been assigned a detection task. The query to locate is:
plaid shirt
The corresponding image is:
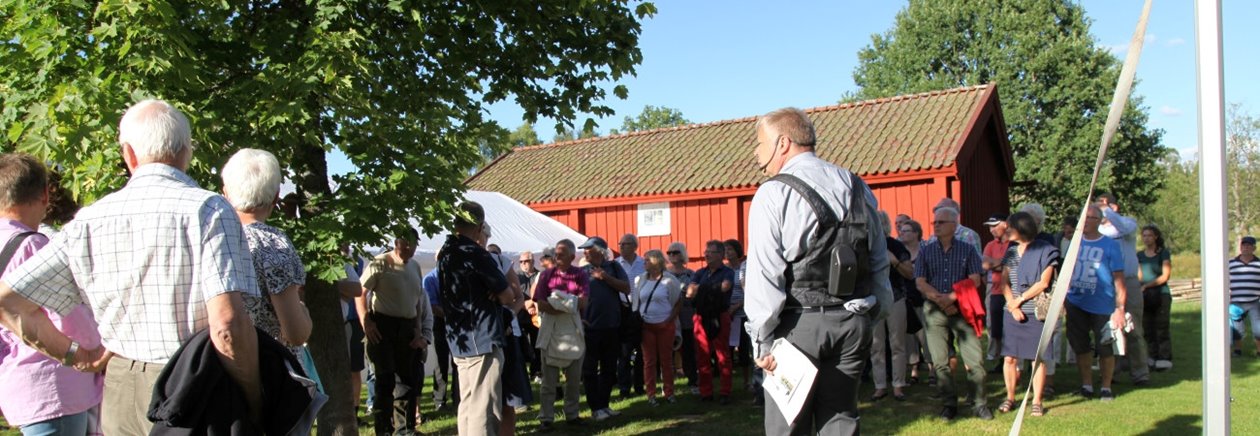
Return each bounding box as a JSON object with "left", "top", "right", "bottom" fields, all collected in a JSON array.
[
  {"left": 1, "top": 164, "right": 258, "bottom": 363},
  {"left": 914, "top": 239, "right": 983, "bottom": 295}
]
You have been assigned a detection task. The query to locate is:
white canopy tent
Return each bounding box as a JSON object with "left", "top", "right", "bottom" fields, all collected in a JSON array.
[{"left": 404, "top": 190, "right": 588, "bottom": 271}]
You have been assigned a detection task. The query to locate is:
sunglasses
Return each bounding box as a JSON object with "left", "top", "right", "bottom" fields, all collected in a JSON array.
[{"left": 667, "top": 251, "right": 681, "bottom": 255}]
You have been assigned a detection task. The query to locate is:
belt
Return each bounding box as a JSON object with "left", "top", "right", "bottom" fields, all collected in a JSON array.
[{"left": 784, "top": 304, "right": 846, "bottom": 313}]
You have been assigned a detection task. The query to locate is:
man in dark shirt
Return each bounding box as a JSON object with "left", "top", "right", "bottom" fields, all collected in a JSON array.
[
  {"left": 577, "top": 236, "right": 629, "bottom": 421},
  {"left": 687, "top": 240, "right": 736, "bottom": 404},
  {"left": 437, "top": 201, "right": 515, "bottom": 434}
]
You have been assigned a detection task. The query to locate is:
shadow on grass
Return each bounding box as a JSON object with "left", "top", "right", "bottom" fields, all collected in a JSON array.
[{"left": 1139, "top": 414, "right": 1201, "bottom": 435}]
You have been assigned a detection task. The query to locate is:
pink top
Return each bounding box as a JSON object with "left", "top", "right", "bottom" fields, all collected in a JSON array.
[{"left": 0, "top": 220, "right": 104, "bottom": 426}]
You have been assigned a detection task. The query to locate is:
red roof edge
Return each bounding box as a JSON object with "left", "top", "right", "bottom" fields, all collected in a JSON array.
[
  {"left": 952, "top": 83, "right": 1014, "bottom": 181},
  {"left": 510, "top": 84, "right": 995, "bottom": 154}
]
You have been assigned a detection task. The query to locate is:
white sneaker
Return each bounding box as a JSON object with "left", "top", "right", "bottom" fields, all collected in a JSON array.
[
  {"left": 603, "top": 407, "right": 621, "bottom": 416},
  {"left": 1155, "top": 360, "right": 1173, "bottom": 370},
  {"left": 592, "top": 409, "right": 612, "bottom": 421}
]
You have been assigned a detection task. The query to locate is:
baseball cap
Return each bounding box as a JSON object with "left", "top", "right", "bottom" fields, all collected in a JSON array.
[
  {"left": 1242, "top": 236, "right": 1256, "bottom": 245},
  {"left": 983, "top": 213, "right": 1008, "bottom": 227},
  {"left": 578, "top": 236, "right": 608, "bottom": 250}
]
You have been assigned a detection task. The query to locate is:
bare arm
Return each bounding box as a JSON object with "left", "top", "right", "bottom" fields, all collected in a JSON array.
[
  {"left": 336, "top": 279, "right": 361, "bottom": 299},
  {"left": 0, "top": 284, "right": 105, "bottom": 371},
  {"left": 1111, "top": 271, "right": 1128, "bottom": 327},
  {"left": 270, "top": 285, "right": 311, "bottom": 346},
  {"left": 505, "top": 270, "right": 525, "bottom": 313},
  {"left": 206, "top": 292, "right": 261, "bottom": 422},
  {"left": 969, "top": 273, "right": 983, "bottom": 290}
]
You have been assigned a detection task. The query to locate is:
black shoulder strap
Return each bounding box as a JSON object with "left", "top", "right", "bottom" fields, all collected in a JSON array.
[
  {"left": 767, "top": 173, "right": 839, "bottom": 229},
  {"left": 0, "top": 231, "right": 40, "bottom": 271}
]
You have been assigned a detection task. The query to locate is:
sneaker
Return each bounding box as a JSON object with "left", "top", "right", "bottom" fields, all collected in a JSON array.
[
  {"left": 1078, "top": 387, "right": 1094, "bottom": 398},
  {"left": 1133, "top": 378, "right": 1150, "bottom": 387},
  {"left": 1099, "top": 389, "right": 1115, "bottom": 402},
  {"left": 974, "top": 405, "right": 994, "bottom": 421},
  {"left": 603, "top": 407, "right": 621, "bottom": 417},
  {"left": 592, "top": 409, "right": 612, "bottom": 421},
  {"left": 666, "top": 395, "right": 677, "bottom": 404},
  {"left": 938, "top": 406, "right": 958, "bottom": 421},
  {"left": 647, "top": 397, "right": 659, "bottom": 407},
  {"left": 1155, "top": 360, "right": 1173, "bottom": 371}
]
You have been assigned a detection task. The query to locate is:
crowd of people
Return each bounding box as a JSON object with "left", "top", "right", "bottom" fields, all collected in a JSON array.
[{"left": 0, "top": 100, "right": 1252, "bottom": 436}]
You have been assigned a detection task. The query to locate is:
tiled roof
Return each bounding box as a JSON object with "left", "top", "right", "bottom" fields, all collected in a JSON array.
[{"left": 467, "top": 84, "right": 997, "bottom": 204}]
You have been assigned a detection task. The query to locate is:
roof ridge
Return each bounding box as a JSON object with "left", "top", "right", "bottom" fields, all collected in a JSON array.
[{"left": 513, "top": 84, "right": 992, "bottom": 153}]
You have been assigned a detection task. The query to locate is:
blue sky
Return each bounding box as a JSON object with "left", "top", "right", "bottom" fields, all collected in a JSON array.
[
  {"left": 325, "top": 1, "right": 1254, "bottom": 174},
  {"left": 483, "top": 0, "right": 1255, "bottom": 160}
]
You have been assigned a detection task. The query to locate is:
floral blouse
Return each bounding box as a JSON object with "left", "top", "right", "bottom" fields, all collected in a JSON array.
[{"left": 242, "top": 222, "right": 306, "bottom": 353}]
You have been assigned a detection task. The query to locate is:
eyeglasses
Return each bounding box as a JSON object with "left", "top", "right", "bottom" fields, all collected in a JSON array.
[
  {"left": 932, "top": 220, "right": 956, "bottom": 225},
  {"left": 519, "top": 259, "right": 531, "bottom": 263},
  {"left": 619, "top": 242, "right": 636, "bottom": 246},
  {"left": 666, "top": 251, "right": 681, "bottom": 255}
]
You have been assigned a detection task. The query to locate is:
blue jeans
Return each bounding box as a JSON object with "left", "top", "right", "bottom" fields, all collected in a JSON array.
[{"left": 20, "top": 411, "right": 90, "bottom": 436}]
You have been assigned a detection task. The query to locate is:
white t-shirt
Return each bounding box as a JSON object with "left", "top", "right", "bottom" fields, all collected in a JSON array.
[{"left": 633, "top": 274, "right": 682, "bottom": 324}]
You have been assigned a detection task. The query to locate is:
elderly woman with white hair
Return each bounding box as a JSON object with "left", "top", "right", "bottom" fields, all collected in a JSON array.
[{"left": 220, "top": 149, "right": 313, "bottom": 371}]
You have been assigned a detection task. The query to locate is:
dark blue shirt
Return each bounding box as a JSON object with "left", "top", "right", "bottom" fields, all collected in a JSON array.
[
  {"left": 691, "top": 265, "right": 736, "bottom": 313},
  {"left": 582, "top": 260, "right": 629, "bottom": 330},
  {"left": 887, "top": 237, "right": 912, "bottom": 301},
  {"left": 914, "top": 239, "right": 983, "bottom": 295},
  {"left": 438, "top": 234, "right": 508, "bottom": 357}
]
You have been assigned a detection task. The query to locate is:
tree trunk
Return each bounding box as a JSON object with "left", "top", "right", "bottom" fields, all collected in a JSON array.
[{"left": 306, "top": 277, "right": 358, "bottom": 435}]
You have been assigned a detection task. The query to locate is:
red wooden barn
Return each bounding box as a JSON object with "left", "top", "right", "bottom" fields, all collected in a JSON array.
[{"left": 467, "top": 84, "right": 1015, "bottom": 265}]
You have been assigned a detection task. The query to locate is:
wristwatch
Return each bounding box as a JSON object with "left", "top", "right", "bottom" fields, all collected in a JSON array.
[{"left": 63, "top": 340, "right": 79, "bottom": 366}]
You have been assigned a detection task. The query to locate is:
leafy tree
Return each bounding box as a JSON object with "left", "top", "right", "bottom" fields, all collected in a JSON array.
[
  {"left": 851, "top": 0, "right": 1167, "bottom": 216},
  {"left": 610, "top": 104, "right": 689, "bottom": 134},
  {"left": 552, "top": 123, "right": 601, "bottom": 142},
  {"left": 1, "top": 1, "right": 654, "bottom": 433},
  {"left": 1141, "top": 151, "right": 1199, "bottom": 254},
  {"left": 508, "top": 123, "right": 542, "bottom": 148},
  {"left": 1225, "top": 103, "right": 1260, "bottom": 239}
]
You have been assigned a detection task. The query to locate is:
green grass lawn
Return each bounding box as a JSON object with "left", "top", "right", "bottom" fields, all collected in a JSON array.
[
  {"left": 4, "top": 301, "right": 1257, "bottom": 435},
  {"left": 1170, "top": 253, "right": 1201, "bottom": 280}
]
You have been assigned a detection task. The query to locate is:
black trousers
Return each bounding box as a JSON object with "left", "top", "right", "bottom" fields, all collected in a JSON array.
[
  {"left": 433, "top": 316, "right": 458, "bottom": 406},
  {"left": 366, "top": 313, "right": 418, "bottom": 435},
  {"left": 583, "top": 328, "right": 620, "bottom": 411},
  {"left": 764, "top": 308, "right": 871, "bottom": 436},
  {"left": 1144, "top": 290, "right": 1173, "bottom": 360},
  {"left": 617, "top": 341, "right": 645, "bottom": 394}
]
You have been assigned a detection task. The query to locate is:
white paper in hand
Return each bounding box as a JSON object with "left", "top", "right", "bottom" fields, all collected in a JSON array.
[{"left": 761, "top": 338, "right": 819, "bottom": 425}]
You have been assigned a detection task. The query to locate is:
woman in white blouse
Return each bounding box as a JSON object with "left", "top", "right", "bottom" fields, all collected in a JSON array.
[{"left": 632, "top": 250, "right": 684, "bottom": 406}]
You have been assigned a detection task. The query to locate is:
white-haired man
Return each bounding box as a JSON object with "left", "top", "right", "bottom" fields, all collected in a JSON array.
[
  {"left": 0, "top": 100, "right": 261, "bottom": 434},
  {"left": 745, "top": 107, "right": 893, "bottom": 435}
]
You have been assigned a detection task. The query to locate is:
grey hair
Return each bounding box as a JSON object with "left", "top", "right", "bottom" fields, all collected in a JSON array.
[
  {"left": 935, "top": 206, "right": 960, "bottom": 221},
  {"left": 221, "top": 148, "right": 282, "bottom": 212},
  {"left": 118, "top": 100, "right": 193, "bottom": 164},
  {"left": 1019, "top": 202, "right": 1047, "bottom": 226},
  {"left": 934, "top": 197, "right": 961, "bottom": 212},
  {"left": 667, "top": 241, "right": 688, "bottom": 261}
]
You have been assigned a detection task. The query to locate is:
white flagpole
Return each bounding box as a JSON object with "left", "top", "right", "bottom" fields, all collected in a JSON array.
[{"left": 1194, "top": 0, "right": 1230, "bottom": 434}]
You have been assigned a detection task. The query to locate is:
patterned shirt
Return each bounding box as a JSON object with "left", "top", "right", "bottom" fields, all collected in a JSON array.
[
  {"left": 241, "top": 222, "right": 306, "bottom": 354},
  {"left": 914, "top": 239, "right": 983, "bottom": 296},
  {"left": 1, "top": 164, "right": 259, "bottom": 363},
  {"left": 438, "top": 234, "right": 509, "bottom": 357}
]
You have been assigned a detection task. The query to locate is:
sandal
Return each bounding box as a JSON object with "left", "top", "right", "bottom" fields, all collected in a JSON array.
[
  {"left": 1030, "top": 403, "right": 1045, "bottom": 417},
  {"left": 997, "top": 398, "right": 1015, "bottom": 413}
]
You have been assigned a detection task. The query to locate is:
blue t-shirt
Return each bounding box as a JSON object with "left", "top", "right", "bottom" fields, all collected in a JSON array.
[
  {"left": 582, "top": 260, "right": 629, "bottom": 330},
  {"left": 422, "top": 268, "right": 441, "bottom": 307},
  {"left": 1067, "top": 236, "right": 1126, "bottom": 315}
]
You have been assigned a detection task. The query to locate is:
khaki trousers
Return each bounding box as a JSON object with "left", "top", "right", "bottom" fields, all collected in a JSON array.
[
  {"left": 455, "top": 348, "right": 505, "bottom": 435},
  {"left": 102, "top": 356, "right": 164, "bottom": 436}
]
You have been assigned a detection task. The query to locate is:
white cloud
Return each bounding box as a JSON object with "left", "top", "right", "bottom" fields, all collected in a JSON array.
[
  {"left": 1105, "top": 34, "right": 1158, "bottom": 56},
  {"left": 1160, "top": 105, "right": 1183, "bottom": 116}
]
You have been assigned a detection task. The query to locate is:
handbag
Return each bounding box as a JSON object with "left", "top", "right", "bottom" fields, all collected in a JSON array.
[
  {"left": 621, "top": 279, "right": 661, "bottom": 344},
  {"left": 1034, "top": 291, "right": 1052, "bottom": 322}
]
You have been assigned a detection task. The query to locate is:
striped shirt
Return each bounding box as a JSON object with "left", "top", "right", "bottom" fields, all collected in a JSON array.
[
  {"left": 1, "top": 163, "right": 259, "bottom": 363},
  {"left": 1229, "top": 255, "right": 1260, "bottom": 304}
]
